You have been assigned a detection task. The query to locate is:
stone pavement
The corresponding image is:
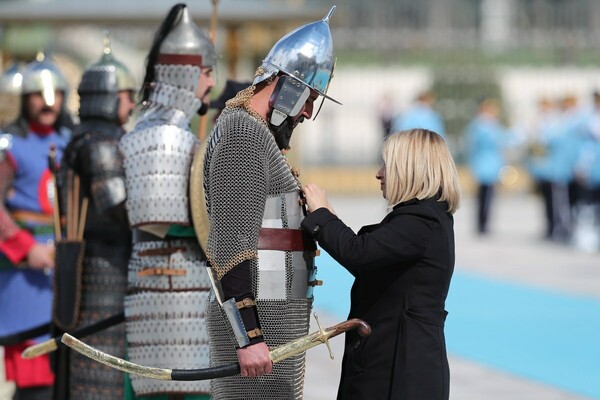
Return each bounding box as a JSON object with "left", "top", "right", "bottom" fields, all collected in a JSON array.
[{"left": 303, "top": 192, "right": 599, "bottom": 400}]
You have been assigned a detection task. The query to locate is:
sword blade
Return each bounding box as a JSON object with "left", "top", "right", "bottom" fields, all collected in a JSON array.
[{"left": 62, "top": 333, "right": 172, "bottom": 380}]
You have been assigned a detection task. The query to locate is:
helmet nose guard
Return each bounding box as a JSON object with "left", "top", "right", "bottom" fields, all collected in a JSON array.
[{"left": 254, "top": 5, "right": 340, "bottom": 105}]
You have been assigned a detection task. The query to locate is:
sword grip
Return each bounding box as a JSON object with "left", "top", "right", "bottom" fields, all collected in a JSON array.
[{"left": 171, "top": 363, "right": 241, "bottom": 381}]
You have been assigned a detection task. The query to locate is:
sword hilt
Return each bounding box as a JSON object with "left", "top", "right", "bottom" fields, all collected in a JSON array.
[{"left": 313, "top": 313, "right": 335, "bottom": 359}]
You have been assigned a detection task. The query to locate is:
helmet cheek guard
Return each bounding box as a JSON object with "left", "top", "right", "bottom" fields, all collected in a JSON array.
[{"left": 268, "top": 75, "right": 310, "bottom": 127}]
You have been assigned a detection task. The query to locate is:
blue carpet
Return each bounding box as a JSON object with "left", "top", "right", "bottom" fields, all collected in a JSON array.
[{"left": 313, "top": 250, "right": 600, "bottom": 399}]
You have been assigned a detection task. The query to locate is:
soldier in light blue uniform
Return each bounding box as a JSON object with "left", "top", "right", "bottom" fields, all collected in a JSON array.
[
  {"left": 393, "top": 89, "right": 446, "bottom": 140},
  {"left": 466, "top": 97, "right": 514, "bottom": 235},
  {"left": 571, "top": 91, "right": 600, "bottom": 251},
  {"left": 544, "top": 95, "right": 587, "bottom": 241}
]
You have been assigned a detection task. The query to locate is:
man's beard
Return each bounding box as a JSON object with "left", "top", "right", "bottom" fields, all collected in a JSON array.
[{"left": 268, "top": 113, "right": 304, "bottom": 150}]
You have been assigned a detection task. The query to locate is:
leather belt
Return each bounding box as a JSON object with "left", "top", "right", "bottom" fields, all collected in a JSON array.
[
  {"left": 257, "top": 228, "right": 316, "bottom": 252},
  {"left": 138, "top": 247, "right": 187, "bottom": 257},
  {"left": 11, "top": 210, "right": 53, "bottom": 225},
  {"left": 137, "top": 267, "right": 187, "bottom": 277}
]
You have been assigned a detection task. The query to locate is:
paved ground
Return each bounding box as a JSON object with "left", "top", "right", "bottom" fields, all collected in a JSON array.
[{"left": 304, "top": 191, "right": 599, "bottom": 400}]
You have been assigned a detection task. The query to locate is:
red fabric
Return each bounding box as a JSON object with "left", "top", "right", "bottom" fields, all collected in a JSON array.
[
  {"left": 0, "top": 229, "right": 35, "bottom": 265},
  {"left": 4, "top": 341, "right": 55, "bottom": 388},
  {"left": 37, "top": 169, "right": 54, "bottom": 215},
  {"left": 27, "top": 120, "right": 54, "bottom": 136},
  {"left": 4, "top": 152, "right": 17, "bottom": 172},
  {"left": 0, "top": 158, "right": 20, "bottom": 243}
]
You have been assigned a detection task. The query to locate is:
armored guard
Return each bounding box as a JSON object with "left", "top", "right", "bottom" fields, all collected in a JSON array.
[
  {"left": 52, "top": 37, "right": 136, "bottom": 400},
  {"left": 199, "top": 7, "right": 339, "bottom": 399},
  {"left": 119, "top": 4, "right": 216, "bottom": 398},
  {"left": 0, "top": 53, "right": 72, "bottom": 400}
]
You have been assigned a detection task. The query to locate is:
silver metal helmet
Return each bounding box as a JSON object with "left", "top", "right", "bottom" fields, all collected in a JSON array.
[
  {"left": 0, "top": 62, "right": 25, "bottom": 95},
  {"left": 158, "top": 6, "right": 216, "bottom": 69},
  {"left": 78, "top": 34, "right": 136, "bottom": 121},
  {"left": 254, "top": 5, "right": 339, "bottom": 104},
  {"left": 21, "top": 52, "right": 69, "bottom": 106}
]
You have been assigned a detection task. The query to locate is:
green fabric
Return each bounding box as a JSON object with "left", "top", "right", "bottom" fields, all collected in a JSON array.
[
  {"left": 16, "top": 222, "right": 55, "bottom": 235},
  {"left": 166, "top": 225, "right": 196, "bottom": 238},
  {"left": 0, "top": 258, "right": 16, "bottom": 270}
]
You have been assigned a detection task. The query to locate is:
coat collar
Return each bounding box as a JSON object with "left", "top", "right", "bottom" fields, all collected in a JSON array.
[{"left": 391, "top": 194, "right": 446, "bottom": 211}]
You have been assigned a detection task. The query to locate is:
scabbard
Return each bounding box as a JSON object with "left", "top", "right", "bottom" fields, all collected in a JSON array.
[
  {"left": 0, "top": 322, "right": 51, "bottom": 346},
  {"left": 22, "top": 312, "right": 124, "bottom": 359}
]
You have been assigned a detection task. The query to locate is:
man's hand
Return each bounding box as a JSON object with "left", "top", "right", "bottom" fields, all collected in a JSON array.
[
  {"left": 237, "top": 342, "right": 272, "bottom": 377},
  {"left": 26, "top": 243, "right": 55, "bottom": 270}
]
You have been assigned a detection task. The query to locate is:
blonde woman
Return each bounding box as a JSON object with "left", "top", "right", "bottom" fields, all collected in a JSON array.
[{"left": 301, "top": 129, "right": 461, "bottom": 400}]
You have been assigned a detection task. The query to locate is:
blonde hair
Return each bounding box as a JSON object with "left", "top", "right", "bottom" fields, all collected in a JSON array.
[{"left": 382, "top": 129, "right": 461, "bottom": 214}]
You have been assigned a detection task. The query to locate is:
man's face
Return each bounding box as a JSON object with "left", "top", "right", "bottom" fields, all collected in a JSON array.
[
  {"left": 196, "top": 67, "right": 215, "bottom": 103},
  {"left": 25, "top": 91, "right": 63, "bottom": 127},
  {"left": 117, "top": 90, "right": 136, "bottom": 126},
  {"left": 196, "top": 67, "right": 215, "bottom": 116}
]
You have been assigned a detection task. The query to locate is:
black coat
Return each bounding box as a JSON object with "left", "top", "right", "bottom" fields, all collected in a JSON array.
[{"left": 302, "top": 197, "right": 454, "bottom": 400}]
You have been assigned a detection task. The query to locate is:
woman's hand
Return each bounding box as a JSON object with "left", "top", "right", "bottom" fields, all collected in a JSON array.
[{"left": 302, "top": 184, "right": 335, "bottom": 214}]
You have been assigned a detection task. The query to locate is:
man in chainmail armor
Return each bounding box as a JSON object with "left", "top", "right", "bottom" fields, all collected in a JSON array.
[
  {"left": 52, "top": 38, "right": 136, "bottom": 400},
  {"left": 119, "top": 4, "right": 215, "bottom": 400},
  {"left": 200, "top": 7, "right": 339, "bottom": 399}
]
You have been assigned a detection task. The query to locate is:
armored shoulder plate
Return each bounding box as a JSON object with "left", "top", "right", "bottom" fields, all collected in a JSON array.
[
  {"left": 120, "top": 123, "right": 198, "bottom": 227},
  {"left": 65, "top": 125, "right": 127, "bottom": 212}
]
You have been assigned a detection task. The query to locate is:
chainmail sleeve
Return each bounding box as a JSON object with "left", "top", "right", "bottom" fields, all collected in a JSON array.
[{"left": 204, "top": 109, "right": 275, "bottom": 278}]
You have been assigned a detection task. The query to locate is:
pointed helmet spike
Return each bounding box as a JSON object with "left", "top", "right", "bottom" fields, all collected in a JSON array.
[
  {"left": 323, "top": 5, "right": 336, "bottom": 23},
  {"left": 103, "top": 30, "right": 112, "bottom": 55}
]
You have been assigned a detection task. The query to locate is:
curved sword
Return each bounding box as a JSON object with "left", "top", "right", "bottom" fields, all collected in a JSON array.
[{"left": 61, "top": 314, "right": 371, "bottom": 381}]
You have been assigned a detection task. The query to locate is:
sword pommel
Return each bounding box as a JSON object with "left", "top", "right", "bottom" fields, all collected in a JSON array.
[{"left": 330, "top": 318, "right": 371, "bottom": 338}]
